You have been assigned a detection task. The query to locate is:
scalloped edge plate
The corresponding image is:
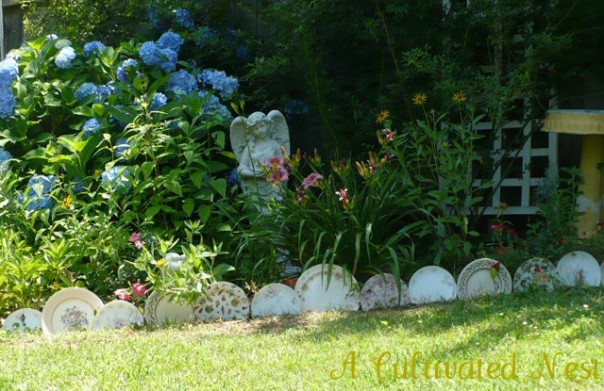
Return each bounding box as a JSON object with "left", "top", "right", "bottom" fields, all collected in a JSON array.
[
  {"left": 513, "top": 258, "right": 560, "bottom": 292},
  {"left": 144, "top": 291, "right": 194, "bottom": 325},
  {"left": 457, "top": 258, "right": 512, "bottom": 299},
  {"left": 92, "top": 300, "right": 144, "bottom": 330},
  {"left": 251, "top": 283, "right": 302, "bottom": 318},
  {"left": 360, "top": 273, "right": 410, "bottom": 311},
  {"left": 295, "top": 264, "right": 360, "bottom": 312},
  {"left": 194, "top": 282, "right": 250, "bottom": 322},
  {"left": 41, "top": 288, "right": 103, "bottom": 336},
  {"left": 2, "top": 308, "right": 42, "bottom": 333},
  {"left": 409, "top": 266, "right": 457, "bottom": 305}
]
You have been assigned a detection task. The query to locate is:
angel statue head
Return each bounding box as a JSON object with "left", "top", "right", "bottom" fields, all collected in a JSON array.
[{"left": 230, "top": 110, "right": 290, "bottom": 181}]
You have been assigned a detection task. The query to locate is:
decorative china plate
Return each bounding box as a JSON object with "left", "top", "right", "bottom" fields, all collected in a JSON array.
[
  {"left": 457, "top": 258, "right": 512, "bottom": 299},
  {"left": 513, "top": 258, "right": 560, "bottom": 292},
  {"left": 294, "top": 264, "right": 360, "bottom": 312},
  {"left": 144, "top": 291, "right": 194, "bottom": 325},
  {"left": 194, "top": 282, "right": 250, "bottom": 322},
  {"left": 251, "top": 283, "right": 302, "bottom": 318},
  {"left": 556, "top": 251, "right": 601, "bottom": 287},
  {"left": 2, "top": 308, "right": 42, "bottom": 332},
  {"left": 41, "top": 287, "right": 104, "bottom": 336},
  {"left": 409, "top": 266, "right": 457, "bottom": 305},
  {"left": 92, "top": 300, "right": 144, "bottom": 330},
  {"left": 360, "top": 273, "right": 410, "bottom": 311}
]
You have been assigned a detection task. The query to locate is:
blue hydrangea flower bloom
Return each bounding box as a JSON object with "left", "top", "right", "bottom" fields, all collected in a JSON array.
[
  {"left": 175, "top": 8, "right": 194, "bottom": 29},
  {"left": 0, "top": 58, "right": 19, "bottom": 88},
  {"left": 115, "top": 137, "right": 131, "bottom": 160},
  {"left": 167, "top": 70, "right": 197, "bottom": 95},
  {"left": 140, "top": 41, "right": 162, "bottom": 66},
  {"left": 117, "top": 59, "right": 138, "bottom": 82},
  {"left": 199, "top": 69, "right": 239, "bottom": 99},
  {"left": 0, "top": 88, "right": 15, "bottom": 119},
  {"left": 158, "top": 48, "right": 178, "bottom": 73},
  {"left": 157, "top": 32, "right": 184, "bottom": 53},
  {"left": 25, "top": 175, "right": 56, "bottom": 211},
  {"left": 97, "top": 83, "right": 117, "bottom": 101},
  {"left": 199, "top": 91, "right": 232, "bottom": 122},
  {"left": 83, "top": 118, "right": 101, "bottom": 138},
  {"left": 55, "top": 46, "right": 76, "bottom": 69},
  {"left": 102, "top": 165, "right": 132, "bottom": 193},
  {"left": 75, "top": 82, "right": 98, "bottom": 101},
  {"left": 0, "top": 146, "right": 12, "bottom": 174},
  {"left": 83, "top": 41, "right": 106, "bottom": 56},
  {"left": 150, "top": 92, "right": 167, "bottom": 110}
]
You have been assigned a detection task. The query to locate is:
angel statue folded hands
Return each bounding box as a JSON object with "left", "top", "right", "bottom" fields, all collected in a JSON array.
[{"left": 230, "top": 110, "right": 290, "bottom": 206}]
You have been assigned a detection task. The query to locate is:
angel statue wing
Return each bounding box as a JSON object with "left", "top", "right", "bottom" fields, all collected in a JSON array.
[
  {"left": 229, "top": 116, "right": 248, "bottom": 165},
  {"left": 267, "top": 110, "right": 291, "bottom": 156}
]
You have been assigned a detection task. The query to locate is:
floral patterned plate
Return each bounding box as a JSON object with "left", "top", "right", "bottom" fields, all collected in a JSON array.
[
  {"left": 92, "top": 300, "right": 144, "bottom": 330},
  {"left": 251, "top": 283, "right": 302, "bottom": 318},
  {"left": 360, "top": 274, "right": 410, "bottom": 311},
  {"left": 557, "top": 251, "right": 601, "bottom": 287},
  {"left": 144, "top": 291, "right": 194, "bottom": 325},
  {"left": 457, "top": 258, "right": 512, "bottom": 300},
  {"left": 41, "top": 287, "right": 104, "bottom": 336},
  {"left": 194, "top": 282, "right": 250, "bottom": 322},
  {"left": 513, "top": 258, "right": 560, "bottom": 292},
  {"left": 2, "top": 308, "right": 42, "bottom": 332},
  {"left": 294, "top": 264, "right": 360, "bottom": 312},
  {"left": 409, "top": 266, "right": 457, "bottom": 305}
]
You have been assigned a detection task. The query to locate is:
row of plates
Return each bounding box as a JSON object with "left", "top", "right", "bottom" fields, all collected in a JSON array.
[{"left": 3, "top": 251, "right": 602, "bottom": 334}]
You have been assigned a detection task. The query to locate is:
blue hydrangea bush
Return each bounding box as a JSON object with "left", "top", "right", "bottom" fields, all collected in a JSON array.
[{"left": 0, "top": 31, "right": 242, "bottom": 314}]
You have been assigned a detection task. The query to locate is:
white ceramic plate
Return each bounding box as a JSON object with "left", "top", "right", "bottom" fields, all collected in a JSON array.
[
  {"left": 409, "top": 266, "right": 457, "bottom": 305},
  {"left": 513, "top": 258, "right": 560, "bottom": 292},
  {"left": 41, "top": 288, "right": 104, "bottom": 336},
  {"left": 2, "top": 308, "right": 42, "bottom": 332},
  {"left": 457, "top": 258, "right": 512, "bottom": 299},
  {"left": 92, "top": 300, "right": 144, "bottom": 330},
  {"left": 557, "top": 251, "right": 601, "bottom": 287},
  {"left": 294, "top": 264, "right": 360, "bottom": 312},
  {"left": 144, "top": 291, "right": 194, "bottom": 325},
  {"left": 194, "top": 282, "right": 250, "bottom": 322},
  {"left": 360, "top": 273, "right": 410, "bottom": 311},
  {"left": 251, "top": 283, "right": 302, "bottom": 318}
]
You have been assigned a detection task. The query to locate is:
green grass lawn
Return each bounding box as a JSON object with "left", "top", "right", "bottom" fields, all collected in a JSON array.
[{"left": 2, "top": 288, "right": 604, "bottom": 390}]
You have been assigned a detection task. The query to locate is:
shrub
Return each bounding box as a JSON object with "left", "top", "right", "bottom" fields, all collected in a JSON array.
[{"left": 0, "top": 31, "right": 240, "bottom": 314}]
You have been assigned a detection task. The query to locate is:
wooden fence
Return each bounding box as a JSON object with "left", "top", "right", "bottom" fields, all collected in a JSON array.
[{"left": 1, "top": 0, "right": 24, "bottom": 58}]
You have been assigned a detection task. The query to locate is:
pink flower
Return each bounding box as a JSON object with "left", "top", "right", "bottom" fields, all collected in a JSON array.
[
  {"left": 385, "top": 129, "right": 396, "bottom": 142},
  {"left": 129, "top": 232, "right": 142, "bottom": 243},
  {"left": 129, "top": 232, "right": 145, "bottom": 249},
  {"left": 132, "top": 282, "right": 148, "bottom": 297},
  {"left": 335, "top": 188, "right": 350, "bottom": 207},
  {"left": 268, "top": 169, "right": 288, "bottom": 185},
  {"left": 302, "top": 173, "right": 323, "bottom": 190},
  {"left": 295, "top": 187, "right": 306, "bottom": 202},
  {"left": 114, "top": 288, "right": 131, "bottom": 302},
  {"left": 266, "top": 156, "right": 285, "bottom": 169}
]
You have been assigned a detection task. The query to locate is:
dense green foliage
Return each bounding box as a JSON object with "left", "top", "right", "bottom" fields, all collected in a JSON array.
[{"left": 0, "top": 1, "right": 602, "bottom": 315}]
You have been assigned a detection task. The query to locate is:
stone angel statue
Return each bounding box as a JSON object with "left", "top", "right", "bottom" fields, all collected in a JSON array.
[{"left": 230, "top": 110, "right": 291, "bottom": 206}]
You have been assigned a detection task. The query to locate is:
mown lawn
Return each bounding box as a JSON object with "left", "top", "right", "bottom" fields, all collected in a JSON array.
[{"left": 2, "top": 288, "right": 604, "bottom": 390}]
